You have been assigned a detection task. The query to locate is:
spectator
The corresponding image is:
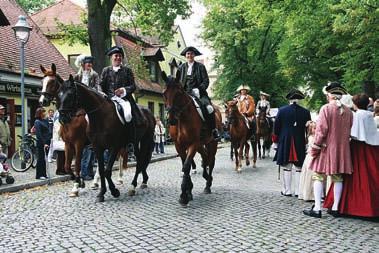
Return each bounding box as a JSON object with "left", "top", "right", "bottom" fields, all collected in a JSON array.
[
  {"left": 47, "top": 111, "right": 66, "bottom": 175},
  {"left": 154, "top": 117, "right": 165, "bottom": 154},
  {"left": 47, "top": 109, "right": 54, "bottom": 132},
  {"left": 0, "top": 104, "right": 11, "bottom": 156},
  {"left": 81, "top": 145, "right": 95, "bottom": 180},
  {"left": 374, "top": 102, "right": 379, "bottom": 129},
  {"left": 303, "top": 82, "right": 353, "bottom": 218},
  {"left": 34, "top": 107, "right": 52, "bottom": 179},
  {"left": 367, "top": 97, "right": 374, "bottom": 112}
]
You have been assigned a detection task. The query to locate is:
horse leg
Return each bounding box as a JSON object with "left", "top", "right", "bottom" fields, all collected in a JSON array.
[
  {"left": 95, "top": 149, "right": 106, "bottom": 202},
  {"left": 233, "top": 141, "right": 239, "bottom": 171},
  {"left": 245, "top": 141, "right": 250, "bottom": 167},
  {"left": 91, "top": 162, "right": 100, "bottom": 190},
  {"left": 74, "top": 142, "right": 85, "bottom": 189},
  {"left": 204, "top": 142, "right": 216, "bottom": 194},
  {"left": 191, "top": 160, "right": 197, "bottom": 174},
  {"left": 64, "top": 144, "right": 74, "bottom": 177},
  {"left": 104, "top": 148, "right": 120, "bottom": 198},
  {"left": 238, "top": 142, "right": 244, "bottom": 172},
  {"left": 251, "top": 139, "right": 257, "bottom": 168},
  {"left": 179, "top": 145, "right": 197, "bottom": 206},
  {"left": 230, "top": 143, "right": 233, "bottom": 161},
  {"left": 138, "top": 137, "right": 154, "bottom": 189},
  {"left": 117, "top": 148, "right": 127, "bottom": 185},
  {"left": 257, "top": 137, "right": 262, "bottom": 159}
]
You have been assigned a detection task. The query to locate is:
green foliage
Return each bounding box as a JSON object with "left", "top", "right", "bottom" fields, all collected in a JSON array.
[
  {"left": 16, "top": 0, "right": 55, "bottom": 14},
  {"left": 203, "top": 0, "right": 379, "bottom": 111},
  {"left": 55, "top": 12, "right": 89, "bottom": 46},
  {"left": 123, "top": 42, "right": 150, "bottom": 80}
]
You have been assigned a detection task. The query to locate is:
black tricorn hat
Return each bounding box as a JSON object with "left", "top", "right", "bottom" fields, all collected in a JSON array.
[
  {"left": 322, "top": 81, "right": 348, "bottom": 95},
  {"left": 106, "top": 46, "right": 124, "bottom": 57},
  {"left": 180, "top": 46, "right": 202, "bottom": 56},
  {"left": 286, "top": 89, "right": 305, "bottom": 100},
  {"left": 83, "top": 56, "right": 94, "bottom": 64}
]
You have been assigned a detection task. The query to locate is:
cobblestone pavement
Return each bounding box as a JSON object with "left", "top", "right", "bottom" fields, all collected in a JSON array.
[{"left": 0, "top": 145, "right": 378, "bottom": 252}]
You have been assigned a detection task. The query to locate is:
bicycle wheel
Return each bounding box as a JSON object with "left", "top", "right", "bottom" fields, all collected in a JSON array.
[{"left": 11, "top": 148, "right": 33, "bottom": 172}]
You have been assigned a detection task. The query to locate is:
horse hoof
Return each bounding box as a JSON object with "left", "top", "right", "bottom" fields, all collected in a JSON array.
[
  {"left": 246, "top": 160, "right": 250, "bottom": 166},
  {"left": 179, "top": 198, "right": 189, "bottom": 206},
  {"left": 204, "top": 187, "right": 211, "bottom": 194},
  {"left": 253, "top": 163, "right": 256, "bottom": 168},
  {"left": 111, "top": 188, "right": 120, "bottom": 198},
  {"left": 191, "top": 169, "right": 197, "bottom": 174},
  {"left": 187, "top": 193, "right": 193, "bottom": 201},
  {"left": 140, "top": 183, "right": 148, "bottom": 189},
  {"left": 91, "top": 183, "right": 99, "bottom": 190},
  {"left": 79, "top": 180, "right": 85, "bottom": 189},
  {"left": 96, "top": 196, "right": 105, "bottom": 203},
  {"left": 68, "top": 191, "right": 78, "bottom": 198},
  {"left": 128, "top": 189, "right": 136, "bottom": 196}
]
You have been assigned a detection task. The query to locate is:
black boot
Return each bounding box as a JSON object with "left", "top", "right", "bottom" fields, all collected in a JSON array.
[{"left": 207, "top": 112, "right": 221, "bottom": 141}]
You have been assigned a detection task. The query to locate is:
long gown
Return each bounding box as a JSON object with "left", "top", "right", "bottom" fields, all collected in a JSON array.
[{"left": 298, "top": 136, "right": 314, "bottom": 201}]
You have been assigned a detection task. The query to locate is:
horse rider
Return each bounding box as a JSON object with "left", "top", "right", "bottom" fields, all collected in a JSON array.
[
  {"left": 177, "top": 46, "right": 221, "bottom": 141},
  {"left": 99, "top": 46, "right": 144, "bottom": 154},
  {"left": 74, "top": 55, "right": 101, "bottom": 92},
  {"left": 273, "top": 89, "right": 311, "bottom": 197},
  {"left": 234, "top": 84, "right": 256, "bottom": 136},
  {"left": 256, "top": 91, "right": 273, "bottom": 128}
]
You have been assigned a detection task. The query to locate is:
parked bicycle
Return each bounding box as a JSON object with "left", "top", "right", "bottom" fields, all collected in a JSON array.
[{"left": 11, "top": 134, "right": 37, "bottom": 172}]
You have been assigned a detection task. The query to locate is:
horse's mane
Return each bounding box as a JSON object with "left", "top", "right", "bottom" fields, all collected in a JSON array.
[{"left": 68, "top": 79, "right": 111, "bottom": 102}]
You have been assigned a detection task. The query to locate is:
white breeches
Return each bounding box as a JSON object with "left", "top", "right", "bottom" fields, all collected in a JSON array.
[{"left": 112, "top": 96, "right": 132, "bottom": 123}]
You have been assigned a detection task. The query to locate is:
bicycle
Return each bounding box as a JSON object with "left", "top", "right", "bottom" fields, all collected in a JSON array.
[{"left": 11, "top": 134, "right": 37, "bottom": 172}]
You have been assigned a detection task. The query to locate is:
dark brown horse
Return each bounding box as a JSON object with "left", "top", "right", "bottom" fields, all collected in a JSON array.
[
  {"left": 255, "top": 106, "right": 272, "bottom": 159},
  {"left": 58, "top": 75, "right": 155, "bottom": 202},
  {"left": 226, "top": 100, "right": 256, "bottom": 171},
  {"left": 162, "top": 72, "right": 220, "bottom": 206}
]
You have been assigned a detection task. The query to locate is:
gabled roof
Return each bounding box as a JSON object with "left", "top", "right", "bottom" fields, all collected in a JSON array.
[
  {"left": 0, "top": 0, "right": 74, "bottom": 77},
  {"left": 31, "top": 0, "right": 85, "bottom": 35},
  {"left": 114, "top": 35, "right": 163, "bottom": 94}
]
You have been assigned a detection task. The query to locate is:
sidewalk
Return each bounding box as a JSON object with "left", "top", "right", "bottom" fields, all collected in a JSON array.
[
  {"left": 0, "top": 142, "right": 229, "bottom": 194},
  {"left": 0, "top": 144, "right": 178, "bottom": 194}
]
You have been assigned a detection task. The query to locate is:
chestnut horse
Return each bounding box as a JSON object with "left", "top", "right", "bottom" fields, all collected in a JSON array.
[
  {"left": 58, "top": 76, "right": 155, "bottom": 202},
  {"left": 39, "top": 64, "right": 127, "bottom": 196},
  {"left": 162, "top": 72, "right": 220, "bottom": 206},
  {"left": 226, "top": 100, "right": 256, "bottom": 171},
  {"left": 255, "top": 106, "right": 272, "bottom": 158}
]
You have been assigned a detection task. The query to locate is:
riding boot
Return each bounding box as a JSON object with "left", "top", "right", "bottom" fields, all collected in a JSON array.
[
  {"left": 125, "top": 121, "right": 136, "bottom": 159},
  {"left": 129, "top": 97, "right": 145, "bottom": 126},
  {"left": 207, "top": 112, "right": 221, "bottom": 141}
]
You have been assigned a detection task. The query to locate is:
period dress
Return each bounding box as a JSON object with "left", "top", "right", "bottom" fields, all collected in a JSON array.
[
  {"left": 324, "top": 109, "right": 379, "bottom": 217},
  {"left": 298, "top": 135, "right": 314, "bottom": 201}
]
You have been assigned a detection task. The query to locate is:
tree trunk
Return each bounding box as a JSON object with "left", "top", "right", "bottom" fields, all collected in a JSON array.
[
  {"left": 87, "top": 0, "right": 116, "bottom": 74},
  {"left": 362, "top": 80, "right": 376, "bottom": 99}
]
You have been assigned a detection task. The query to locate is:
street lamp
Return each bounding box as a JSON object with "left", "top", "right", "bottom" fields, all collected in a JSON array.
[{"left": 12, "top": 15, "right": 32, "bottom": 143}]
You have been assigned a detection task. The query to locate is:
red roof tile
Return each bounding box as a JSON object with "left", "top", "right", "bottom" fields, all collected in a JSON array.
[
  {"left": 0, "top": 0, "right": 74, "bottom": 78},
  {"left": 31, "top": 0, "right": 85, "bottom": 35}
]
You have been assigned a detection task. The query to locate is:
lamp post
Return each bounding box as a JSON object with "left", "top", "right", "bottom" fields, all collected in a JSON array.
[{"left": 12, "top": 16, "right": 32, "bottom": 143}]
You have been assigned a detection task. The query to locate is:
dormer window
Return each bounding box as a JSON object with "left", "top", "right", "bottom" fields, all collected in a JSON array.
[
  {"left": 0, "top": 10, "right": 10, "bottom": 26},
  {"left": 177, "top": 41, "right": 181, "bottom": 48}
]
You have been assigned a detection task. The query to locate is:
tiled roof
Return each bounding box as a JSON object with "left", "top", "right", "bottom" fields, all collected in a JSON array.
[
  {"left": 114, "top": 36, "right": 163, "bottom": 94},
  {"left": 0, "top": 0, "right": 74, "bottom": 78},
  {"left": 31, "top": 0, "right": 85, "bottom": 35}
]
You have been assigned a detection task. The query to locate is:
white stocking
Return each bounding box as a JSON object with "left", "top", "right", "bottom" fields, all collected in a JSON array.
[
  {"left": 283, "top": 170, "right": 292, "bottom": 195},
  {"left": 313, "top": 180, "right": 323, "bottom": 211},
  {"left": 332, "top": 182, "right": 343, "bottom": 211}
]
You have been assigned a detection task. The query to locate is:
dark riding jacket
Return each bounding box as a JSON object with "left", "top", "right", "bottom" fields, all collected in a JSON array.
[
  {"left": 178, "top": 62, "right": 210, "bottom": 97},
  {"left": 74, "top": 70, "right": 101, "bottom": 91},
  {"left": 99, "top": 65, "right": 143, "bottom": 124}
]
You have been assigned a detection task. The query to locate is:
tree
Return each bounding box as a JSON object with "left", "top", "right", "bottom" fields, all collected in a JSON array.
[
  {"left": 58, "top": 0, "right": 191, "bottom": 74},
  {"left": 16, "top": 0, "right": 55, "bottom": 14}
]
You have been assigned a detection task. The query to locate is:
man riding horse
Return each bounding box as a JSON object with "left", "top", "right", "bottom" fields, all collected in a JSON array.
[
  {"left": 177, "top": 46, "right": 221, "bottom": 141},
  {"left": 256, "top": 91, "right": 273, "bottom": 129},
  {"left": 99, "top": 46, "right": 144, "bottom": 154},
  {"left": 234, "top": 84, "right": 256, "bottom": 137}
]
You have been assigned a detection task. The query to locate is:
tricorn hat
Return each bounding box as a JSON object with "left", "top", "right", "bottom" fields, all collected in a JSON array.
[
  {"left": 286, "top": 89, "right": 305, "bottom": 100},
  {"left": 82, "top": 56, "right": 94, "bottom": 64},
  {"left": 106, "top": 46, "right": 124, "bottom": 57},
  {"left": 236, "top": 84, "right": 251, "bottom": 93},
  {"left": 322, "top": 81, "right": 348, "bottom": 95},
  {"left": 0, "top": 105, "right": 5, "bottom": 110},
  {"left": 260, "top": 91, "right": 270, "bottom": 97},
  {"left": 180, "top": 46, "right": 202, "bottom": 56}
]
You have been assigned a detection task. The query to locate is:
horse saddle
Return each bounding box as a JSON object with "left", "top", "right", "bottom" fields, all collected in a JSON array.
[
  {"left": 112, "top": 101, "right": 126, "bottom": 125},
  {"left": 190, "top": 96, "right": 205, "bottom": 121}
]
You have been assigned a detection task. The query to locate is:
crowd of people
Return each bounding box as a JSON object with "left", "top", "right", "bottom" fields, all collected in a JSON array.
[{"left": 273, "top": 82, "right": 379, "bottom": 219}]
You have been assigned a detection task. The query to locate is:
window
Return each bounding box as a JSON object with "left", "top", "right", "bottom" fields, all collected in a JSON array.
[
  {"left": 68, "top": 54, "right": 80, "bottom": 72},
  {"left": 148, "top": 102, "right": 154, "bottom": 115},
  {"left": 159, "top": 103, "right": 165, "bottom": 121},
  {"left": 148, "top": 61, "right": 158, "bottom": 82},
  {"left": 0, "top": 10, "right": 10, "bottom": 26}
]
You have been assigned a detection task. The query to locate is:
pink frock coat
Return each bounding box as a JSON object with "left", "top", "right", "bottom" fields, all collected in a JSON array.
[{"left": 309, "top": 103, "right": 353, "bottom": 175}]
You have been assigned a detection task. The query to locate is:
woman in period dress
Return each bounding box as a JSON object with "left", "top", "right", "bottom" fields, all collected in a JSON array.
[
  {"left": 324, "top": 94, "right": 379, "bottom": 217},
  {"left": 298, "top": 121, "right": 316, "bottom": 201}
]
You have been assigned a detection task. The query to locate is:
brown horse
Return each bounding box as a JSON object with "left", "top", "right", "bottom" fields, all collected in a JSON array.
[
  {"left": 162, "top": 72, "right": 220, "bottom": 206},
  {"left": 58, "top": 76, "right": 155, "bottom": 202},
  {"left": 255, "top": 106, "right": 272, "bottom": 159},
  {"left": 226, "top": 100, "right": 256, "bottom": 171},
  {"left": 39, "top": 64, "right": 127, "bottom": 196}
]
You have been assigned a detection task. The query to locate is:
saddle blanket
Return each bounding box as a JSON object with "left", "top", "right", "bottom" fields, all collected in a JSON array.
[
  {"left": 111, "top": 96, "right": 132, "bottom": 125},
  {"left": 190, "top": 96, "right": 205, "bottom": 121}
]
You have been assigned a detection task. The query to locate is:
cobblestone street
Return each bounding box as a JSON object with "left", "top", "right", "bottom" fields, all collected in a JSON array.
[{"left": 0, "top": 146, "right": 378, "bottom": 252}]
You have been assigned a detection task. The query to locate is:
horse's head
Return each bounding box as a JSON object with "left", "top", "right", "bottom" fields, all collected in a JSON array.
[
  {"left": 39, "top": 63, "right": 63, "bottom": 106},
  {"left": 258, "top": 106, "right": 267, "bottom": 120},
  {"left": 58, "top": 75, "right": 78, "bottom": 124},
  {"left": 226, "top": 100, "right": 239, "bottom": 123},
  {"left": 161, "top": 71, "right": 185, "bottom": 124}
]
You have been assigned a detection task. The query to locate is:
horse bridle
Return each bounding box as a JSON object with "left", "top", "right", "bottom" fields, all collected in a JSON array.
[
  {"left": 41, "top": 75, "right": 60, "bottom": 103},
  {"left": 164, "top": 90, "right": 193, "bottom": 120}
]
